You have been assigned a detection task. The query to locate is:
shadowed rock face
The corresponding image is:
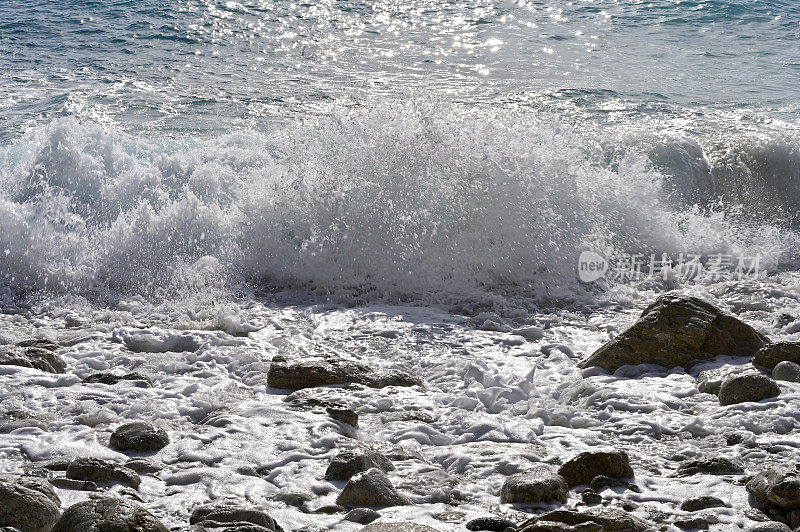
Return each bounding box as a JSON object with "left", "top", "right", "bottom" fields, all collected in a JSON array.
[
  {"left": 189, "top": 505, "right": 281, "bottom": 532},
  {"left": 267, "top": 354, "right": 422, "bottom": 391},
  {"left": 65, "top": 457, "right": 141, "bottom": 489},
  {"left": 747, "top": 468, "right": 800, "bottom": 510},
  {"left": 0, "top": 477, "right": 61, "bottom": 532},
  {"left": 0, "top": 346, "right": 66, "bottom": 373},
  {"left": 557, "top": 450, "right": 634, "bottom": 488},
  {"left": 518, "top": 508, "right": 650, "bottom": 532},
  {"left": 335, "top": 468, "right": 411, "bottom": 508},
  {"left": 579, "top": 293, "right": 767, "bottom": 373},
  {"left": 718, "top": 372, "right": 781, "bottom": 406},
  {"left": 52, "top": 497, "right": 169, "bottom": 532},
  {"left": 110, "top": 421, "right": 170, "bottom": 452},
  {"left": 325, "top": 449, "right": 394, "bottom": 481},
  {"left": 500, "top": 466, "right": 568, "bottom": 504},
  {"left": 753, "top": 342, "right": 800, "bottom": 370}
]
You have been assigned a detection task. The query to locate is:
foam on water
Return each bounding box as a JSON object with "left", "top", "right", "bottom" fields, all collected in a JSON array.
[{"left": 0, "top": 102, "right": 798, "bottom": 305}]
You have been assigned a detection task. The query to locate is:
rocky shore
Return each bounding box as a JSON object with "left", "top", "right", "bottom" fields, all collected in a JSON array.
[{"left": 1, "top": 289, "right": 800, "bottom": 531}]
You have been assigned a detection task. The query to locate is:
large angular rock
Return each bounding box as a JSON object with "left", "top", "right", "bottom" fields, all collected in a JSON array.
[
  {"left": 518, "top": 508, "right": 650, "bottom": 531},
  {"left": 189, "top": 505, "right": 282, "bottom": 531},
  {"left": 335, "top": 468, "right": 411, "bottom": 508},
  {"left": 500, "top": 466, "right": 568, "bottom": 504},
  {"left": 579, "top": 293, "right": 767, "bottom": 373},
  {"left": 0, "top": 477, "right": 61, "bottom": 532},
  {"left": 747, "top": 467, "right": 800, "bottom": 510},
  {"left": 66, "top": 457, "right": 141, "bottom": 489},
  {"left": 325, "top": 449, "right": 394, "bottom": 481},
  {"left": 753, "top": 342, "right": 800, "bottom": 370},
  {"left": 268, "top": 354, "right": 422, "bottom": 391},
  {"left": 557, "top": 450, "right": 634, "bottom": 488},
  {"left": 52, "top": 497, "right": 168, "bottom": 532},
  {"left": 718, "top": 372, "right": 781, "bottom": 406},
  {"left": 0, "top": 345, "right": 66, "bottom": 373},
  {"left": 110, "top": 421, "right": 169, "bottom": 452}
]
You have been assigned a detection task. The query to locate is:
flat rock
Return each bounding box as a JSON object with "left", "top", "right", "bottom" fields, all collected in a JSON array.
[
  {"left": 753, "top": 342, "right": 800, "bottom": 370},
  {"left": 343, "top": 508, "right": 381, "bottom": 524},
  {"left": 335, "top": 467, "right": 411, "bottom": 508},
  {"left": 676, "top": 457, "right": 744, "bottom": 477},
  {"left": 66, "top": 457, "right": 141, "bottom": 489},
  {"left": 83, "top": 372, "right": 152, "bottom": 387},
  {"left": 500, "top": 466, "right": 568, "bottom": 504},
  {"left": 52, "top": 497, "right": 168, "bottom": 532},
  {"left": 466, "top": 516, "right": 518, "bottom": 531},
  {"left": 557, "top": 450, "right": 634, "bottom": 488},
  {"left": 681, "top": 496, "right": 727, "bottom": 512},
  {"left": 578, "top": 293, "right": 767, "bottom": 373},
  {"left": 189, "top": 505, "right": 282, "bottom": 531},
  {"left": 0, "top": 419, "right": 47, "bottom": 433},
  {"left": 362, "top": 525, "right": 440, "bottom": 532},
  {"left": 268, "top": 354, "right": 422, "bottom": 391},
  {"left": 0, "top": 477, "right": 61, "bottom": 532},
  {"left": 772, "top": 361, "right": 800, "bottom": 383},
  {"left": 519, "top": 507, "right": 650, "bottom": 532},
  {"left": 747, "top": 467, "right": 800, "bottom": 510},
  {"left": 718, "top": 372, "right": 780, "bottom": 406},
  {"left": 747, "top": 523, "right": 793, "bottom": 532},
  {"left": 589, "top": 475, "right": 640, "bottom": 493},
  {"left": 110, "top": 421, "right": 169, "bottom": 452},
  {"left": 326, "top": 449, "right": 394, "bottom": 481},
  {"left": 0, "top": 345, "right": 66, "bottom": 373}
]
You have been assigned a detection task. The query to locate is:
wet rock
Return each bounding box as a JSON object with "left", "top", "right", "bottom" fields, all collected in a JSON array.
[
  {"left": 52, "top": 497, "right": 168, "bottom": 532},
  {"left": 747, "top": 523, "right": 793, "bottom": 532},
  {"left": 50, "top": 478, "right": 97, "bottom": 491},
  {"left": 83, "top": 372, "right": 152, "bottom": 387},
  {"left": 718, "top": 372, "right": 781, "bottom": 406},
  {"left": 310, "top": 504, "right": 345, "bottom": 515},
  {"left": 327, "top": 407, "right": 358, "bottom": 428},
  {"left": 16, "top": 339, "right": 60, "bottom": 351},
  {"left": 0, "top": 419, "right": 47, "bottom": 433},
  {"left": 110, "top": 421, "right": 169, "bottom": 452},
  {"left": 343, "top": 508, "right": 381, "bottom": 524},
  {"left": 466, "top": 516, "right": 517, "bottom": 531},
  {"left": 325, "top": 449, "right": 394, "bottom": 481},
  {"left": 32, "top": 455, "right": 75, "bottom": 471},
  {"left": 268, "top": 354, "right": 422, "bottom": 391},
  {"left": 681, "top": 496, "right": 726, "bottom": 512},
  {"left": 270, "top": 491, "right": 312, "bottom": 507},
  {"left": 589, "top": 475, "right": 640, "bottom": 493},
  {"left": 125, "top": 458, "right": 162, "bottom": 474},
  {"left": 772, "top": 361, "right": 800, "bottom": 383},
  {"left": 500, "top": 466, "right": 568, "bottom": 504},
  {"left": 0, "top": 345, "right": 66, "bottom": 373},
  {"left": 675, "top": 516, "right": 710, "bottom": 530},
  {"left": 66, "top": 457, "right": 141, "bottom": 489},
  {"left": 0, "top": 477, "right": 61, "bottom": 532},
  {"left": 747, "top": 467, "right": 800, "bottom": 510},
  {"left": 380, "top": 411, "right": 435, "bottom": 424},
  {"left": 362, "top": 525, "right": 440, "bottom": 532},
  {"left": 189, "top": 505, "right": 282, "bottom": 531},
  {"left": 696, "top": 364, "right": 752, "bottom": 395},
  {"left": 578, "top": 293, "right": 767, "bottom": 373},
  {"left": 335, "top": 468, "right": 411, "bottom": 508},
  {"left": 753, "top": 342, "right": 800, "bottom": 370},
  {"left": 518, "top": 507, "right": 650, "bottom": 532},
  {"left": 557, "top": 450, "right": 634, "bottom": 488},
  {"left": 676, "top": 457, "right": 744, "bottom": 476},
  {"left": 581, "top": 489, "right": 603, "bottom": 504}
]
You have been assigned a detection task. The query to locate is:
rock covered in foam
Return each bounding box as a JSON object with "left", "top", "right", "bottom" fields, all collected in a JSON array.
[
  {"left": 500, "top": 466, "right": 568, "bottom": 504},
  {"left": 52, "top": 497, "right": 168, "bottom": 532},
  {"left": 718, "top": 372, "right": 781, "bottom": 406},
  {"left": 110, "top": 421, "right": 169, "bottom": 452},
  {"left": 267, "top": 354, "right": 422, "bottom": 391},
  {"left": 753, "top": 342, "right": 800, "bottom": 370},
  {"left": 0, "top": 477, "right": 61, "bottom": 532},
  {"left": 557, "top": 449, "right": 634, "bottom": 488},
  {"left": 579, "top": 293, "right": 767, "bottom": 373},
  {"left": 335, "top": 468, "right": 411, "bottom": 508},
  {"left": 0, "top": 345, "right": 66, "bottom": 373}
]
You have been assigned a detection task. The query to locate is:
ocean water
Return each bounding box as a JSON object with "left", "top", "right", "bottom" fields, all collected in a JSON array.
[{"left": 1, "top": 0, "right": 799, "bottom": 303}]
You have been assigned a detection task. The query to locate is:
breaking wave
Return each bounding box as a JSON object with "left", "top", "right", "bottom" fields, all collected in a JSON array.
[{"left": 0, "top": 102, "right": 798, "bottom": 303}]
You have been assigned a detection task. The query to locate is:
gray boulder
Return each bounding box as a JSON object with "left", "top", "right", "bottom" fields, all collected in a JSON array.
[
  {"left": 110, "top": 422, "right": 169, "bottom": 452},
  {"left": 772, "top": 361, "right": 800, "bottom": 383},
  {"left": 189, "top": 505, "right": 281, "bottom": 531},
  {"left": 325, "top": 449, "right": 394, "bottom": 481},
  {"left": 336, "top": 468, "right": 411, "bottom": 508},
  {"left": 0, "top": 477, "right": 61, "bottom": 532},
  {"left": 557, "top": 450, "right": 634, "bottom": 488},
  {"left": 747, "top": 467, "right": 800, "bottom": 510},
  {"left": 52, "top": 498, "right": 168, "bottom": 532},
  {"left": 268, "top": 354, "right": 422, "bottom": 391},
  {"left": 0, "top": 345, "right": 66, "bottom": 373},
  {"left": 753, "top": 342, "right": 800, "bottom": 370},
  {"left": 718, "top": 372, "right": 781, "bottom": 406},
  {"left": 518, "top": 507, "right": 650, "bottom": 531},
  {"left": 343, "top": 508, "right": 381, "bottom": 524},
  {"left": 579, "top": 293, "right": 767, "bottom": 373},
  {"left": 696, "top": 364, "right": 753, "bottom": 395},
  {"left": 500, "top": 466, "right": 568, "bottom": 504},
  {"left": 66, "top": 457, "right": 141, "bottom": 489}
]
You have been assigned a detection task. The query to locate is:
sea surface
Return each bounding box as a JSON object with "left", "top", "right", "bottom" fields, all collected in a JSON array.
[{"left": 2, "top": 3, "right": 800, "bottom": 530}]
